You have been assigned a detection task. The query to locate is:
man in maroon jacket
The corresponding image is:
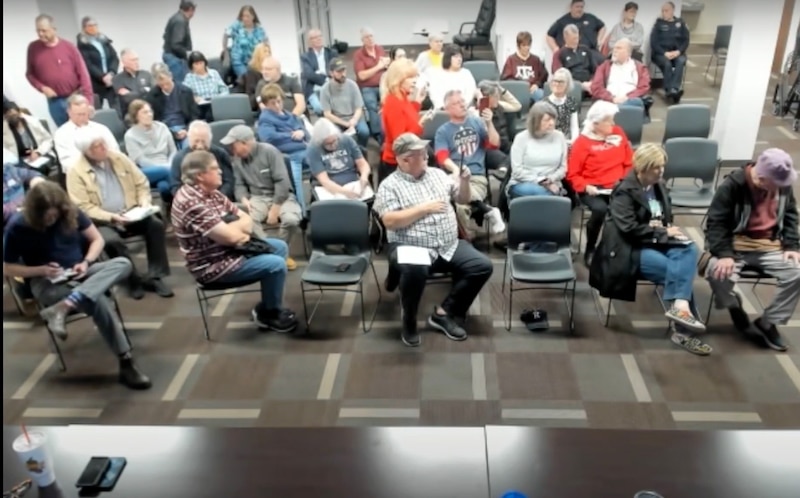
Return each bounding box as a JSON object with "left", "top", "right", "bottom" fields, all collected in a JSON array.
[
  {"left": 500, "top": 31, "right": 549, "bottom": 103},
  {"left": 26, "top": 14, "right": 94, "bottom": 127},
  {"left": 589, "top": 38, "right": 650, "bottom": 109}
]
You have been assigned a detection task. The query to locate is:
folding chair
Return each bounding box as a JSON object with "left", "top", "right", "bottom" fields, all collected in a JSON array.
[
  {"left": 209, "top": 119, "right": 246, "bottom": 149},
  {"left": 600, "top": 280, "right": 666, "bottom": 328},
  {"left": 91, "top": 109, "right": 127, "bottom": 151},
  {"left": 37, "top": 289, "right": 130, "bottom": 372},
  {"left": 210, "top": 94, "right": 255, "bottom": 125},
  {"left": 615, "top": 105, "right": 645, "bottom": 148},
  {"left": 663, "top": 137, "right": 718, "bottom": 224},
  {"left": 195, "top": 277, "right": 262, "bottom": 340},
  {"left": 662, "top": 104, "right": 712, "bottom": 142},
  {"left": 300, "top": 200, "right": 382, "bottom": 333},
  {"left": 704, "top": 25, "right": 732, "bottom": 86},
  {"left": 421, "top": 111, "right": 451, "bottom": 140},
  {"left": 503, "top": 196, "right": 577, "bottom": 333},
  {"left": 463, "top": 60, "right": 500, "bottom": 83},
  {"left": 704, "top": 265, "right": 777, "bottom": 324},
  {"left": 499, "top": 80, "right": 532, "bottom": 132}
]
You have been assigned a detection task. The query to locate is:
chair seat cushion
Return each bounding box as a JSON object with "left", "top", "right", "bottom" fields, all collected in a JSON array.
[
  {"left": 740, "top": 265, "right": 770, "bottom": 280},
  {"left": 198, "top": 278, "right": 262, "bottom": 291},
  {"left": 302, "top": 254, "right": 369, "bottom": 286},
  {"left": 453, "top": 34, "right": 491, "bottom": 45},
  {"left": 669, "top": 188, "right": 714, "bottom": 208},
  {"left": 510, "top": 249, "right": 575, "bottom": 283}
]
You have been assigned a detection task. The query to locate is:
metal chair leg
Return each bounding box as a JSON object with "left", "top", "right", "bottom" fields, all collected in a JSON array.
[
  {"left": 364, "top": 262, "right": 382, "bottom": 334},
  {"left": 45, "top": 327, "right": 67, "bottom": 372},
  {"left": 604, "top": 298, "right": 613, "bottom": 327},
  {"left": 111, "top": 293, "right": 133, "bottom": 352},
  {"left": 505, "top": 281, "right": 513, "bottom": 331},
  {"left": 300, "top": 282, "right": 312, "bottom": 333},
  {"left": 196, "top": 288, "right": 212, "bottom": 340}
]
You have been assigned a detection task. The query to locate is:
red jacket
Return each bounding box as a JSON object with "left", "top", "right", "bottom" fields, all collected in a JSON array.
[
  {"left": 381, "top": 92, "right": 422, "bottom": 165},
  {"left": 567, "top": 125, "right": 633, "bottom": 193},
  {"left": 501, "top": 53, "right": 548, "bottom": 87},
  {"left": 590, "top": 59, "right": 651, "bottom": 102}
]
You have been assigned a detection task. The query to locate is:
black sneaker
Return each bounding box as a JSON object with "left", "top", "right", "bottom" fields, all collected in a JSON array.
[
  {"left": 427, "top": 308, "right": 467, "bottom": 341},
  {"left": 753, "top": 317, "right": 788, "bottom": 352},
  {"left": 401, "top": 328, "right": 421, "bottom": 347},
  {"left": 727, "top": 292, "right": 751, "bottom": 333},
  {"left": 252, "top": 307, "right": 298, "bottom": 334},
  {"left": 148, "top": 278, "right": 174, "bottom": 298}
]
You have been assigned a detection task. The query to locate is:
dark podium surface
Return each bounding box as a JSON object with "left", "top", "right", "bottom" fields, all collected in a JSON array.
[
  {"left": 5, "top": 425, "right": 800, "bottom": 497},
  {"left": 3, "top": 426, "right": 489, "bottom": 498},
  {"left": 485, "top": 426, "right": 800, "bottom": 498}
]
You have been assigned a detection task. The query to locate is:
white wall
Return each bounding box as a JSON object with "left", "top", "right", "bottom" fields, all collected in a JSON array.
[
  {"left": 3, "top": 0, "right": 301, "bottom": 120},
  {"left": 693, "top": 0, "right": 732, "bottom": 40},
  {"left": 328, "top": 0, "right": 483, "bottom": 47},
  {"left": 3, "top": 1, "right": 51, "bottom": 121},
  {"left": 494, "top": 0, "right": 681, "bottom": 72}
]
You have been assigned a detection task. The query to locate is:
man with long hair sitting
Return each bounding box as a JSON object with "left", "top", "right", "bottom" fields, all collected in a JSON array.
[{"left": 3, "top": 181, "right": 151, "bottom": 389}]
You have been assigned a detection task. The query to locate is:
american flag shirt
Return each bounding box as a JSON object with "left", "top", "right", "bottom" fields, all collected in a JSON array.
[
  {"left": 433, "top": 115, "right": 489, "bottom": 176},
  {"left": 374, "top": 167, "right": 460, "bottom": 261}
]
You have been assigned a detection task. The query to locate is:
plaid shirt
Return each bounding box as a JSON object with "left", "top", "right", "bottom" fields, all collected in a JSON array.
[
  {"left": 183, "top": 69, "right": 229, "bottom": 100},
  {"left": 171, "top": 184, "right": 244, "bottom": 283},
  {"left": 374, "top": 167, "right": 460, "bottom": 261}
]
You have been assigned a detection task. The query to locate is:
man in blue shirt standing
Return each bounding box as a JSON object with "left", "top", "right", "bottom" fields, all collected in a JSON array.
[
  {"left": 650, "top": 1, "right": 690, "bottom": 104},
  {"left": 434, "top": 89, "right": 506, "bottom": 236}
]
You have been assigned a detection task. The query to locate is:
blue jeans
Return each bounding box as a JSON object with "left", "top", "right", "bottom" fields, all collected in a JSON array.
[
  {"left": 287, "top": 150, "right": 308, "bottom": 213},
  {"left": 509, "top": 182, "right": 554, "bottom": 199},
  {"left": 169, "top": 124, "right": 189, "bottom": 149},
  {"left": 639, "top": 244, "right": 698, "bottom": 302},
  {"left": 652, "top": 54, "right": 686, "bottom": 93},
  {"left": 361, "top": 87, "right": 382, "bottom": 138},
  {"left": 619, "top": 97, "right": 644, "bottom": 108},
  {"left": 162, "top": 53, "right": 188, "bottom": 83},
  {"left": 140, "top": 164, "right": 171, "bottom": 199},
  {"left": 215, "top": 238, "right": 289, "bottom": 311},
  {"left": 347, "top": 119, "right": 370, "bottom": 147},
  {"left": 307, "top": 93, "right": 323, "bottom": 115},
  {"left": 530, "top": 88, "right": 545, "bottom": 103},
  {"left": 48, "top": 97, "right": 69, "bottom": 127}
]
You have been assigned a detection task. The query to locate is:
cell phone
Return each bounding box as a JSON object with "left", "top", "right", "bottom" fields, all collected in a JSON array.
[
  {"left": 96, "top": 457, "right": 127, "bottom": 491},
  {"left": 478, "top": 96, "right": 490, "bottom": 112},
  {"left": 75, "top": 457, "right": 111, "bottom": 488},
  {"left": 335, "top": 263, "right": 351, "bottom": 272}
]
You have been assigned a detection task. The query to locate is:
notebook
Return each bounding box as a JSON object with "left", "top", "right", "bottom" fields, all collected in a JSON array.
[
  {"left": 49, "top": 268, "right": 77, "bottom": 284},
  {"left": 122, "top": 205, "right": 160, "bottom": 222}
]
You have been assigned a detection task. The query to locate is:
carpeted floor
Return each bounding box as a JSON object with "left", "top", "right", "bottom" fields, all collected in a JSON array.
[{"left": 3, "top": 44, "right": 799, "bottom": 430}]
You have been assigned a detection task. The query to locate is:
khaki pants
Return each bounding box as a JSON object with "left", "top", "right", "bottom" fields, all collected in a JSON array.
[
  {"left": 456, "top": 175, "right": 489, "bottom": 230},
  {"left": 247, "top": 195, "right": 303, "bottom": 245}
]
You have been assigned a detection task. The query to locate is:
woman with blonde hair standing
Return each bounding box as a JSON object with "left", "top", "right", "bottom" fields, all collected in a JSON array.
[
  {"left": 589, "top": 143, "right": 710, "bottom": 355},
  {"left": 379, "top": 58, "right": 433, "bottom": 183}
]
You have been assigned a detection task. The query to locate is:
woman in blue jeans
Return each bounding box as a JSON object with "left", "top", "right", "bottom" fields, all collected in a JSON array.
[
  {"left": 123, "top": 100, "right": 177, "bottom": 203},
  {"left": 507, "top": 101, "right": 569, "bottom": 199},
  {"left": 589, "top": 143, "right": 711, "bottom": 356}
]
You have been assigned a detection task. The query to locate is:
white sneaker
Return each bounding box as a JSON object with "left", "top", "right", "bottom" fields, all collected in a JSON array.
[{"left": 486, "top": 208, "right": 506, "bottom": 234}]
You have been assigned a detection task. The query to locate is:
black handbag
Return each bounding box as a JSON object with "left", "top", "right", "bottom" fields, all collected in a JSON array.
[{"left": 221, "top": 212, "right": 276, "bottom": 257}]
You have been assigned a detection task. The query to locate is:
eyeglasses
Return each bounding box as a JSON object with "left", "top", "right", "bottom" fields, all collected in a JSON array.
[{"left": 3, "top": 480, "right": 32, "bottom": 498}]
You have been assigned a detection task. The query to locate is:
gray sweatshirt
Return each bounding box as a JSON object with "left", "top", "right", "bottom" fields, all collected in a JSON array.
[
  {"left": 508, "top": 129, "right": 568, "bottom": 188},
  {"left": 232, "top": 142, "right": 292, "bottom": 203},
  {"left": 123, "top": 122, "right": 177, "bottom": 166},
  {"left": 607, "top": 21, "right": 645, "bottom": 51}
]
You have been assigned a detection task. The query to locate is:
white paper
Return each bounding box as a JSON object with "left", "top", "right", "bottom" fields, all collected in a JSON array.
[
  {"left": 123, "top": 205, "right": 159, "bottom": 222},
  {"left": 25, "top": 156, "right": 49, "bottom": 169},
  {"left": 48, "top": 268, "right": 76, "bottom": 284},
  {"left": 396, "top": 246, "right": 432, "bottom": 266},
  {"left": 314, "top": 181, "right": 374, "bottom": 202},
  {"left": 596, "top": 189, "right": 613, "bottom": 195}
]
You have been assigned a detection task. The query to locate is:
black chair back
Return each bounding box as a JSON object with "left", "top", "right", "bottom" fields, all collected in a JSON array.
[
  {"left": 713, "top": 25, "right": 733, "bottom": 53},
  {"left": 209, "top": 119, "right": 246, "bottom": 149},
  {"left": 464, "top": 60, "right": 500, "bottom": 83},
  {"left": 91, "top": 109, "right": 126, "bottom": 145},
  {"left": 663, "top": 137, "right": 719, "bottom": 185},
  {"left": 499, "top": 80, "right": 532, "bottom": 116},
  {"left": 210, "top": 94, "right": 255, "bottom": 125},
  {"left": 309, "top": 200, "right": 370, "bottom": 253},
  {"left": 421, "top": 111, "right": 451, "bottom": 141},
  {"left": 508, "top": 196, "right": 571, "bottom": 249},
  {"left": 616, "top": 106, "right": 645, "bottom": 148},
  {"left": 474, "top": 0, "right": 496, "bottom": 36}
]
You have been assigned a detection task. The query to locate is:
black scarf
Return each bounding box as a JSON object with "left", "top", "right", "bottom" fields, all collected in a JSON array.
[{"left": 9, "top": 119, "right": 38, "bottom": 158}]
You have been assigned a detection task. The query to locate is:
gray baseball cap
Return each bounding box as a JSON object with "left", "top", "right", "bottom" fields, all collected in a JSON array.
[
  {"left": 219, "top": 124, "right": 255, "bottom": 145},
  {"left": 392, "top": 133, "right": 429, "bottom": 157}
]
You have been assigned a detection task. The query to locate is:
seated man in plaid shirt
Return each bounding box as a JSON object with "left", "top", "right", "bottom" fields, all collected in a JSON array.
[{"left": 374, "top": 133, "right": 493, "bottom": 347}]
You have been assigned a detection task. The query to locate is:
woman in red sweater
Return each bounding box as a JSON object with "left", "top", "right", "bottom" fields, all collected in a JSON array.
[
  {"left": 567, "top": 101, "right": 633, "bottom": 265},
  {"left": 379, "top": 58, "right": 431, "bottom": 183}
]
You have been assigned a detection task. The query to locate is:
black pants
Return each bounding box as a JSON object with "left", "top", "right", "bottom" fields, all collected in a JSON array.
[
  {"left": 98, "top": 216, "right": 170, "bottom": 285},
  {"left": 378, "top": 160, "right": 396, "bottom": 185},
  {"left": 94, "top": 86, "right": 117, "bottom": 109},
  {"left": 652, "top": 54, "right": 687, "bottom": 93},
  {"left": 485, "top": 149, "right": 509, "bottom": 171},
  {"left": 387, "top": 240, "right": 493, "bottom": 331},
  {"left": 580, "top": 193, "right": 610, "bottom": 252}
]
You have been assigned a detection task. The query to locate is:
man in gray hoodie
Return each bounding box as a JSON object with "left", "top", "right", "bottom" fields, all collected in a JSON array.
[{"left": 221, "top": 125, "right": 302, "bottom": 270}]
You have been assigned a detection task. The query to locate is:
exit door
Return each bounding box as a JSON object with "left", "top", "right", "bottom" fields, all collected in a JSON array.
[{"left": 295, "top": 0, "right": 333, "bottom": 52}]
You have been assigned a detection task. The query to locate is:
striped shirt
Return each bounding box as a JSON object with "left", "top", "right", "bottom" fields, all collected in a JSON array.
[
  {"left": 374, "top": 167, "right": 459, "bottom": 261},
  {"left": 171, "top": 184, "right": 243, "bottom": 283}
]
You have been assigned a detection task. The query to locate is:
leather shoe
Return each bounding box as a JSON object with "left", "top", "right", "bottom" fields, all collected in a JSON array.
[{"left": 119, "top": 358, "right": 152, "bottom": 390}]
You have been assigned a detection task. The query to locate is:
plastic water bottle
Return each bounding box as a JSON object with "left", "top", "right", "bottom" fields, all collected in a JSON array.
[{"left": 500, "top": 492, "right": 528, "bottom": 498}]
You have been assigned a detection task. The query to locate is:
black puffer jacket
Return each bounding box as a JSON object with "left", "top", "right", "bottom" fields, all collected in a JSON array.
[{"left": 76, "top": 33, "right": 119, "bottom": 95}]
